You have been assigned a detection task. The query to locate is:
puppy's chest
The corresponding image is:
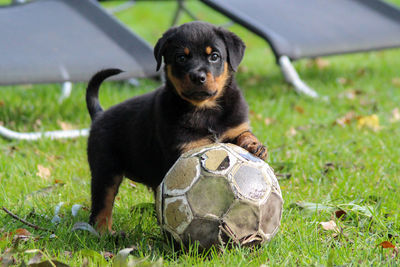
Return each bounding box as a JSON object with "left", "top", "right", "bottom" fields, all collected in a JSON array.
[{"left": 181, "top": 111, "right": 225, "bottom": 135}]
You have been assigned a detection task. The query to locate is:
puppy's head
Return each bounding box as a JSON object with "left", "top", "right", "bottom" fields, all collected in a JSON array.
[{"left": 154, "top": 22, "right": 245, "bottom": 108}]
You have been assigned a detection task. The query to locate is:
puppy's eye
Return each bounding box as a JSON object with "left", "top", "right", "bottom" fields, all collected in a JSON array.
[
  {"left": 176, "top": 55, "right": 187, "bottom": 63},
  {"left": 209, "top": 52, "right": 220, "bottom": 62}
]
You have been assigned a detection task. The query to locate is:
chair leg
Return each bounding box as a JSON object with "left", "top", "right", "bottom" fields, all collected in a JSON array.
[
  {"left": 278, "top": 56, "right": 318, "bottom": 98},
  {"left": 58, "top": 81, "right": 72, "bottom": 103},
  {"left": 0, "top": 125, "right": 89, "bottom": 141},
  {"left": 0, "top": 82, "right": 89, "bottom": 141},
  {"left": 171, "top": 0, "right": 199, "bottom": 26}
]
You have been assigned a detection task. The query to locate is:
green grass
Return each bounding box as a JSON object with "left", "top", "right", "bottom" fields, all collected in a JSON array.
[{"left": 1, "top": 1, "right": 400, "bottom": 266}]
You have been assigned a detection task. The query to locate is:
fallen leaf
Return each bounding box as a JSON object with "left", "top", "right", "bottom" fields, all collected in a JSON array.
[
  {"left": 1, "top": 228, "right": 33, "bottom": 242},
  {"left": 264, "top": 117, "right": 276, "bottom": 126},
  {"left": 379, "top": 241, "right": 396, "bottom": 249},
  {"left": 319, "top": 220, "right": 340, "bottom": 233},
  {"left": 102, "top": 251, "right": 114, "bottom": 260},
  {"left": 57, "top": 120, "right": 75, "bottom": 131},
  {"left": 36, "top": 165, "right": 51, "bottom": 180},
  {"left": 392, "top": 77, "right": 400, "bottom": 87},
  {"left": 336, "top": 77, "right": 352, "bottom": 86},
  {"left": 357, "top": 114, "right": 381, "bottom": 131},
  {"left": 335, "top": 111, "right": 357, "bottom": 127},
  {"left": 356, "top": 68, "right": 367, "bottom": 76},
  {"left": 335, "top": 209, "right": 347, "bottom": 219},
  {"left": 15, "top": 228, "right": 31, "bottom": 236},
  {"left": 308, "top": 58, "right": 330, "bottom": 69},
  {"left": 286, "top": 127, "right": 297, "bottom": 137},
  {"left": 390, "top": 108, "right": 400, "bottom": 123},
  {"left": 54, "top": 179, "right": 64, "bottom": 184},
  {"left": 294, "top": 106, "right": 305, "bottom": 114},
  {"left": 339, "top": 89, "right": 363, "bottom": 100}
]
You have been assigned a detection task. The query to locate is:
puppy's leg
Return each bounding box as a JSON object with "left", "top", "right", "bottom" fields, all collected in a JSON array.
[
  {"left": 89, "top": 170, "right": 123, "bottom": 234},
  {"left": 221, "top": 122, "right": 268, "bottom": 160},
  {"left": 235, "top": 130, "right": 268, "bottom": 160}
]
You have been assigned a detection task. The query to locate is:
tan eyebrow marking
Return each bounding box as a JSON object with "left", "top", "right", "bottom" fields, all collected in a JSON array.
[{"left": 205, "top": 46, "right": 212, "bottom": 55}]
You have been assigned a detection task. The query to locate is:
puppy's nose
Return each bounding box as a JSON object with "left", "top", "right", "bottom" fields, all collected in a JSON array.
[{"left": 189, "top": 71, "right": 207, "bottom": 85}]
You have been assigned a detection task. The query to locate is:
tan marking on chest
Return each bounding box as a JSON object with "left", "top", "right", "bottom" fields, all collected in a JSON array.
[{"left": 179, "top": 138, "right": 214, "bottom": 153}]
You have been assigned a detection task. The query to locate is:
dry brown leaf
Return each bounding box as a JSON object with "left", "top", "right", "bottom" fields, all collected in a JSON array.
[
  {"left": 337, "top": 77, "right": 352, "bottom": 86},
  {"left": 294, "top": 106, "right": 305, "bottom": 114},
  {"left": 392, "top": 77, "right": 400, "bottom": 87},
  {"left": 264, "top": 117, "right": 276, "bottom": 126},
  {"left": 379, "top": 241, "right": 396, "bottom": 249},
  {"left": 286, "top": 127, "right": 297, "bottom": 137},
  {"left": 357, "top": 114, "right": 381, "bottom": 131},
  {"left": 36, "top": 165, "right": 51, "bottom": 180},
  {"left": 0, "top": 100, "right": 4, "bottom": 107},
  {"left": 15, "top": 228, "right": 31, "bottom": 236},
  {"left": 339, "top": 89, "right": 363, "bottom": 100},
  {"left": 102, "top": 251, "right": 114, "bottom": 260},
  {"left": 335, "top": 209, "right": 347, "bottom": 220},
  {"left": 390, "top": 108, "right": 400, "bottom": 123},
  {"left": 335, "top": 111, "right": 357, "bottom": 127},
  {"left": 319, "top": 220, "right": 340, "bottom": 233},
  {"left": 58, "top": 120, "right": 75, "bottom": 131},
  {"left": 308, "top": 58, "right": 330, "bottom": 69}
]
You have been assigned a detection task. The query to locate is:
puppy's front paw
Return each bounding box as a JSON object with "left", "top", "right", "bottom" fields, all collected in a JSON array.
[{"left": 236, "top": 131, "right": 268, "bottom": 160}]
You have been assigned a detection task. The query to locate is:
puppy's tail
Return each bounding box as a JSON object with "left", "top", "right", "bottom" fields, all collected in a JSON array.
[{"left": 86, "top": 68, "right": 123, "bottom": 120}]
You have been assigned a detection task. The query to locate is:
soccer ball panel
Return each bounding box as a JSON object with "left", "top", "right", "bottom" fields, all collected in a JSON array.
[
  {"left": 164, "top": 157, "right": 200, "bottom": 196},
  {"left": 221, "top": 200, "right": 260, "bottom": 241},
  {"left": 259, "top": 192, "right": 283, "bottom": 237},
  {"left": 200, "top": 148, "right": 236, "bottom": 175},
  {"left": 182, "top": 218, "right": 221, "bottom": 249},
  {"left": 163, "top": 196, "right": 193, "bottom": 235},
  {"left": 232, "top": 164, "right": 270, "bottom": 200},
  {"left": 224, "top": 143, "right": 264, "bottom": 165},
  {"left": 187, "top": 176, "right": 234, "bottom": 218}
]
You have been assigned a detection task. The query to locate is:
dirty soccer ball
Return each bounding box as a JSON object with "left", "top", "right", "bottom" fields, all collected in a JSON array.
[{"left": 156, "top": 143, "right": 283, "bottom": 249}]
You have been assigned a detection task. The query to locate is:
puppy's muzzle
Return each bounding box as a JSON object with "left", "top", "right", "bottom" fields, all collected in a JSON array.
[{"left": 183, "top": 90, "right": 217, "bottom": 101}]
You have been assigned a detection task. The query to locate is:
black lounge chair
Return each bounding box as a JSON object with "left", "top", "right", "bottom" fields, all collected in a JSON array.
[
  {"left": 198, "top": 0, "right": 400, "bottom": 97},
  {"left": 0, "top": 0, "right": 157, "bottom": 140}
]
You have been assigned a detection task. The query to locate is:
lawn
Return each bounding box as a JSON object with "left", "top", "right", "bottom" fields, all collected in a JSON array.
[{"left": 1, "top": 1, "right": 400, "bottom": 266}]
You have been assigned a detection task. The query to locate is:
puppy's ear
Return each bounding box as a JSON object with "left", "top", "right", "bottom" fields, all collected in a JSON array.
[
  {"left": 154, "top": 27, "right": 178, "bottom": 71},
  {"left": 215, "top": 28, "right": 246, "bottom": 72}
]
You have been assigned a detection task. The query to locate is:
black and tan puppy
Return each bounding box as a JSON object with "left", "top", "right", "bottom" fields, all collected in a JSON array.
[{"left": 86, "top": 21, "right": 267, "bottom": 233}]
